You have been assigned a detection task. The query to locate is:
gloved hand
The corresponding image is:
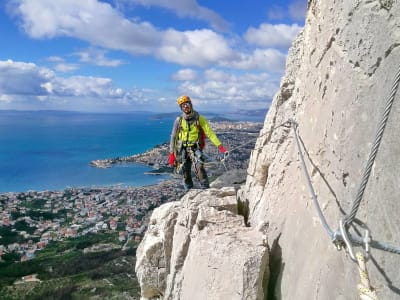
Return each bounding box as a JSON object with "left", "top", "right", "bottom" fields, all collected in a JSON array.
[
  {"left": 218, "top": 145, "right": 227, "bottom": 153},
  {"left": 168, "top": 153, "right": 176, "bottom": 167}
]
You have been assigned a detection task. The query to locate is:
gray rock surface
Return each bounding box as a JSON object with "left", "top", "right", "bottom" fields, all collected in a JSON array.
[
  {"left": 136, "top": 1, "right": 400, "bottom": 299},
  {"left": 210, "top": 168, "right": 247, "bottom": 189},
  {"left": 239, "top": 1, "right": 400, "bottom": 299},
  {"left": 135, "top": 187, "right": 269, "bottom": 300}
]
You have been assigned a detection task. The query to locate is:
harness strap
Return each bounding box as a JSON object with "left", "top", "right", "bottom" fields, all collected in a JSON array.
[{"left": 175, "top": 113, "right": 204, "bottom": 150}]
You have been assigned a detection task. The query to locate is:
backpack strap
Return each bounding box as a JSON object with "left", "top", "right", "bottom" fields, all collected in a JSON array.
[
  {"left": 173, "top": 116, "right": 183, "bottom": 154},
  {"left": 194, "top": 113, "right": 206, "bottom": 149}
]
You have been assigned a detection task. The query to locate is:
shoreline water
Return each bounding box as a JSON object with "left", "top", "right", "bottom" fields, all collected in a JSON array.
[
  {"left": 0, "top": 164, "right": 171, "bottom": 194},
  {"left": 0, "top": 111, "right": 175, "bottom": 193},
  {"left": 0, "top": 111, "right": 263, "bottom": 194},
  {"left": 0, "top": 111, "right": 265, "bottom": 299}
]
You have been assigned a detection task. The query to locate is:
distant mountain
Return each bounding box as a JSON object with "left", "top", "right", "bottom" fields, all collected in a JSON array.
[
  {"left": 231, "top": 108, "right": 268, "bottom": 117},
  {"left": 150, "top": 112, "right": 178, "bottom": 119},
  {"left": 151, "top": 109, "right": 267, "bottom": 122},
  {"left": 207, "top": 115, "right": 235, "bottom": 122}
]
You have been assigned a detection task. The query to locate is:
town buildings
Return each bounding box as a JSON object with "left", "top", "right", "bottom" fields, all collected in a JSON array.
[{"left": 0, "top": 180, "right": 184, "bottom": 262}]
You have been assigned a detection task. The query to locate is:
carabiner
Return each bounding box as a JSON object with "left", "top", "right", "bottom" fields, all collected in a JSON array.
[{"left": 339, "top": 219, "right": 357, "bottom": 262}]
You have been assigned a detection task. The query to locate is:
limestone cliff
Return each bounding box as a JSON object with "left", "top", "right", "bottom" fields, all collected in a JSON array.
[
  {"left": 136, "top": 1, "right": 400, "bottom": 299},
  {"left": 239, "top": 0, "right": 400, "bottom": 299}
]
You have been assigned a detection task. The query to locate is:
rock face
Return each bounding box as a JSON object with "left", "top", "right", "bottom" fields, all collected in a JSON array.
[
  {"left": 238, "top": 1, "right": 400, "bottom": 299},
  {"left": 135, "top": 187, "right": 269, "bottom": 300},
  {"left": 136, "top": 1, "right": 400, "bottom": 299}
]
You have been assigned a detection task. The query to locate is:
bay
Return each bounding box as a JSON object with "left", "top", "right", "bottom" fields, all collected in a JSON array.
[{"left": 0, "top": 111, "right": 174, "bottom": 192}]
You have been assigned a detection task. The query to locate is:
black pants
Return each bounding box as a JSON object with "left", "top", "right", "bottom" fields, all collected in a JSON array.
[{"left": 180, "top": 146, "right": 209, "bottom": 190}]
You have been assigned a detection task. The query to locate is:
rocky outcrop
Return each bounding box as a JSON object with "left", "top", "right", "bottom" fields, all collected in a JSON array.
[
  {"left": 239, "top": 0, "right": 400, "bottom": 299},
  {"left": 135, "top": 187, "right": 269, "bottom": 300},
  {"left": 136, "top": 1, "right": 400, "bottom": 299}
]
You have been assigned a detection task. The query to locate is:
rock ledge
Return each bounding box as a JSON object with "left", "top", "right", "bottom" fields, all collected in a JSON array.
[{"left": 135, "top": 187, "right": 269, "bottom": 300}]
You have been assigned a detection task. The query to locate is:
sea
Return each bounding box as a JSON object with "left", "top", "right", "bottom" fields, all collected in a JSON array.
[
  {"left": 0, "top": 111, "right": 174, "bottom": 193},
  {"left": 0, "top": 110, "right": 265, "bottom": 193}
]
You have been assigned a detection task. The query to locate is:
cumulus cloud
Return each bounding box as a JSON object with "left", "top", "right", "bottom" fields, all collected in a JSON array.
[
  {"left": 171, "top": 68, "right": 199, "bottom": 81},
  {"left": 0, "top": 59, "right": 154, "bottom": 110},
  {"left": 176, "top": 68, "right": 280, "bottom": 110},
  {"left": 8, "top": 0, "right": 236, "bottom": 68},
  {"left": 222, "top": 48, "right": 287, "bottom": 73},
  {"left": 244, "top": 23, "right": 303, "bottom": 48},
  {"left": 125, "top": 0, "right": 229, "bottom": 31},
  {"left": 0, "top": 59, "right": 108, "bottom": 98},
  {"left": 47, "top": 56, "right": 64, "bottom": 63},
  {"left": 9, "top": 0, "right": 161, "bottom": 54},
  {"left": 49, "top": 76, "right": 115, "bottom": 97},
  {"left": 8, "top": 0, "right": 300, "bottom": 72},
  {"left": 0, "top": 59, "right": 280, "bottom": 112},
  {"left": 47, "top": 56, "right": 79, "bottom": 72},
  {"left": 204, "top": 69, "right": 230, "bottom": 82},
  {"left": 0, "top": 60, "right": 53, "bottom": 96},
  {"left": 4, "top": 1, "right": 303, "bottom": 111},
  {"left": 53, "top": 63, "right": 79, "bottom": 73},
  {"left": 74, "top": 48, "right": 124, "bottom": 67},
  {"left": 157, "top": 29, "right": 235, "bottom": 67},
  {"left": 0, "top": 94, "right": 13, "bottom": 103}
]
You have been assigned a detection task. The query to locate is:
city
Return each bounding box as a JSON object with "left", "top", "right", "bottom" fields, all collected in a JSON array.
[
  {"left": 0, "top": 120, "right": 261, "bottom": 297},
  {"left": 0, "top": 180, "right": 185, "bottom": 265}
]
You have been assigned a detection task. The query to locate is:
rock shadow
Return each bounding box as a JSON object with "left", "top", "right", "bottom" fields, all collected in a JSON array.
[
  {"left": 267, "top": 233, "right": 284, "bottom": 300},
  {"left": 369, "top": 254, "right": 400, "bottom": 296}
]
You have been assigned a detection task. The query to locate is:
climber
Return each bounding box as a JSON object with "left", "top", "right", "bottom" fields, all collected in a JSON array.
[{"left": 168, "top": 95, "right": 227, "bottom": 191}]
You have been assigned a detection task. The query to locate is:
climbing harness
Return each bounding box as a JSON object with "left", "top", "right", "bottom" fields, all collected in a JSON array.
[
  {"left": 174, "top": 161, "right": 183, "bottom": 175},
  {"left": 173, "top": 113, "right": 205, "bottom": 152}
]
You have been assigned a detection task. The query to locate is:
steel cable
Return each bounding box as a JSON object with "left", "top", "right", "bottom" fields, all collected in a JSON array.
[{"left": 344, "top": 66, "right": 400, "bottom": 226}]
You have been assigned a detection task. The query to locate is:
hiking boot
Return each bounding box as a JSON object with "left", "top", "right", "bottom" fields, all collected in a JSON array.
[
  {"left": 200, "top": 181, "right": 209, "bottom": 189},
  {"left": 183, "top": 183, "right": 193, "bottom": 192}
]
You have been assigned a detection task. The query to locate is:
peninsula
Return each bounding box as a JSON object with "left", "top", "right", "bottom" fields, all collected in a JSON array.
[
  {"left": 0, "top": 119, "right": 262, "bottom": 299},
  {"left": 90, "top": 120, "right": 262, "bottom": 174}
]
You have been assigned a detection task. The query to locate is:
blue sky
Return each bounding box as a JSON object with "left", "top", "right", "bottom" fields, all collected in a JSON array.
[{"left": 0, "top": 0, "right": 306, "bottom": 113}]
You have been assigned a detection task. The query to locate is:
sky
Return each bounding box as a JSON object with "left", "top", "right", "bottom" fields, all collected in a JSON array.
[{"left": 0, "top": 0, "right": 307, "bottom": 113}]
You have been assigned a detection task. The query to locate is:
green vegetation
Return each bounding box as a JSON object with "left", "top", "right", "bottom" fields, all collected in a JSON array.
[
  {"left": 14, "top": 220, "right": 35, "bottom": 234},
  {"left": 28, "top": 209, "right": 69, "bottom": 222},
  {"left": 0, "top": 232, "right": 141, "bottom": 299},
  {"left": 0, "top": 227, "right": 20, "bottom": 245},
  {"left": 20, "top": 198, "right": 47, "bottom": 209}
]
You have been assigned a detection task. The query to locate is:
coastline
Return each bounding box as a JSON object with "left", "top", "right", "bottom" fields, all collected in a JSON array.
[
  {"left": 89, "top": 120, "right": 262, "bottom": 174},
  {"left": 0, "top": 119, "right": 261, "bottom": 298}
]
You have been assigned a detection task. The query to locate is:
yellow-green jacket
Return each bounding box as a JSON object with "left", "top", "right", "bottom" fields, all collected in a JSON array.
[{"left": 169, "top": 111, "right": 221, "bottom": 153}]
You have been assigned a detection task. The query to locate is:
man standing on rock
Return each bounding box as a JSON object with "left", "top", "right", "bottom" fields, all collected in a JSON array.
[{"left": 169, "top": 95, "right": 227, "bottom": 191}]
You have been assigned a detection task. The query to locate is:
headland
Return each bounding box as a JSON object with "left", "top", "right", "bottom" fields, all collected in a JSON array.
[{"left": 0, "top": 119, "right": 262, "bottom": 299}]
